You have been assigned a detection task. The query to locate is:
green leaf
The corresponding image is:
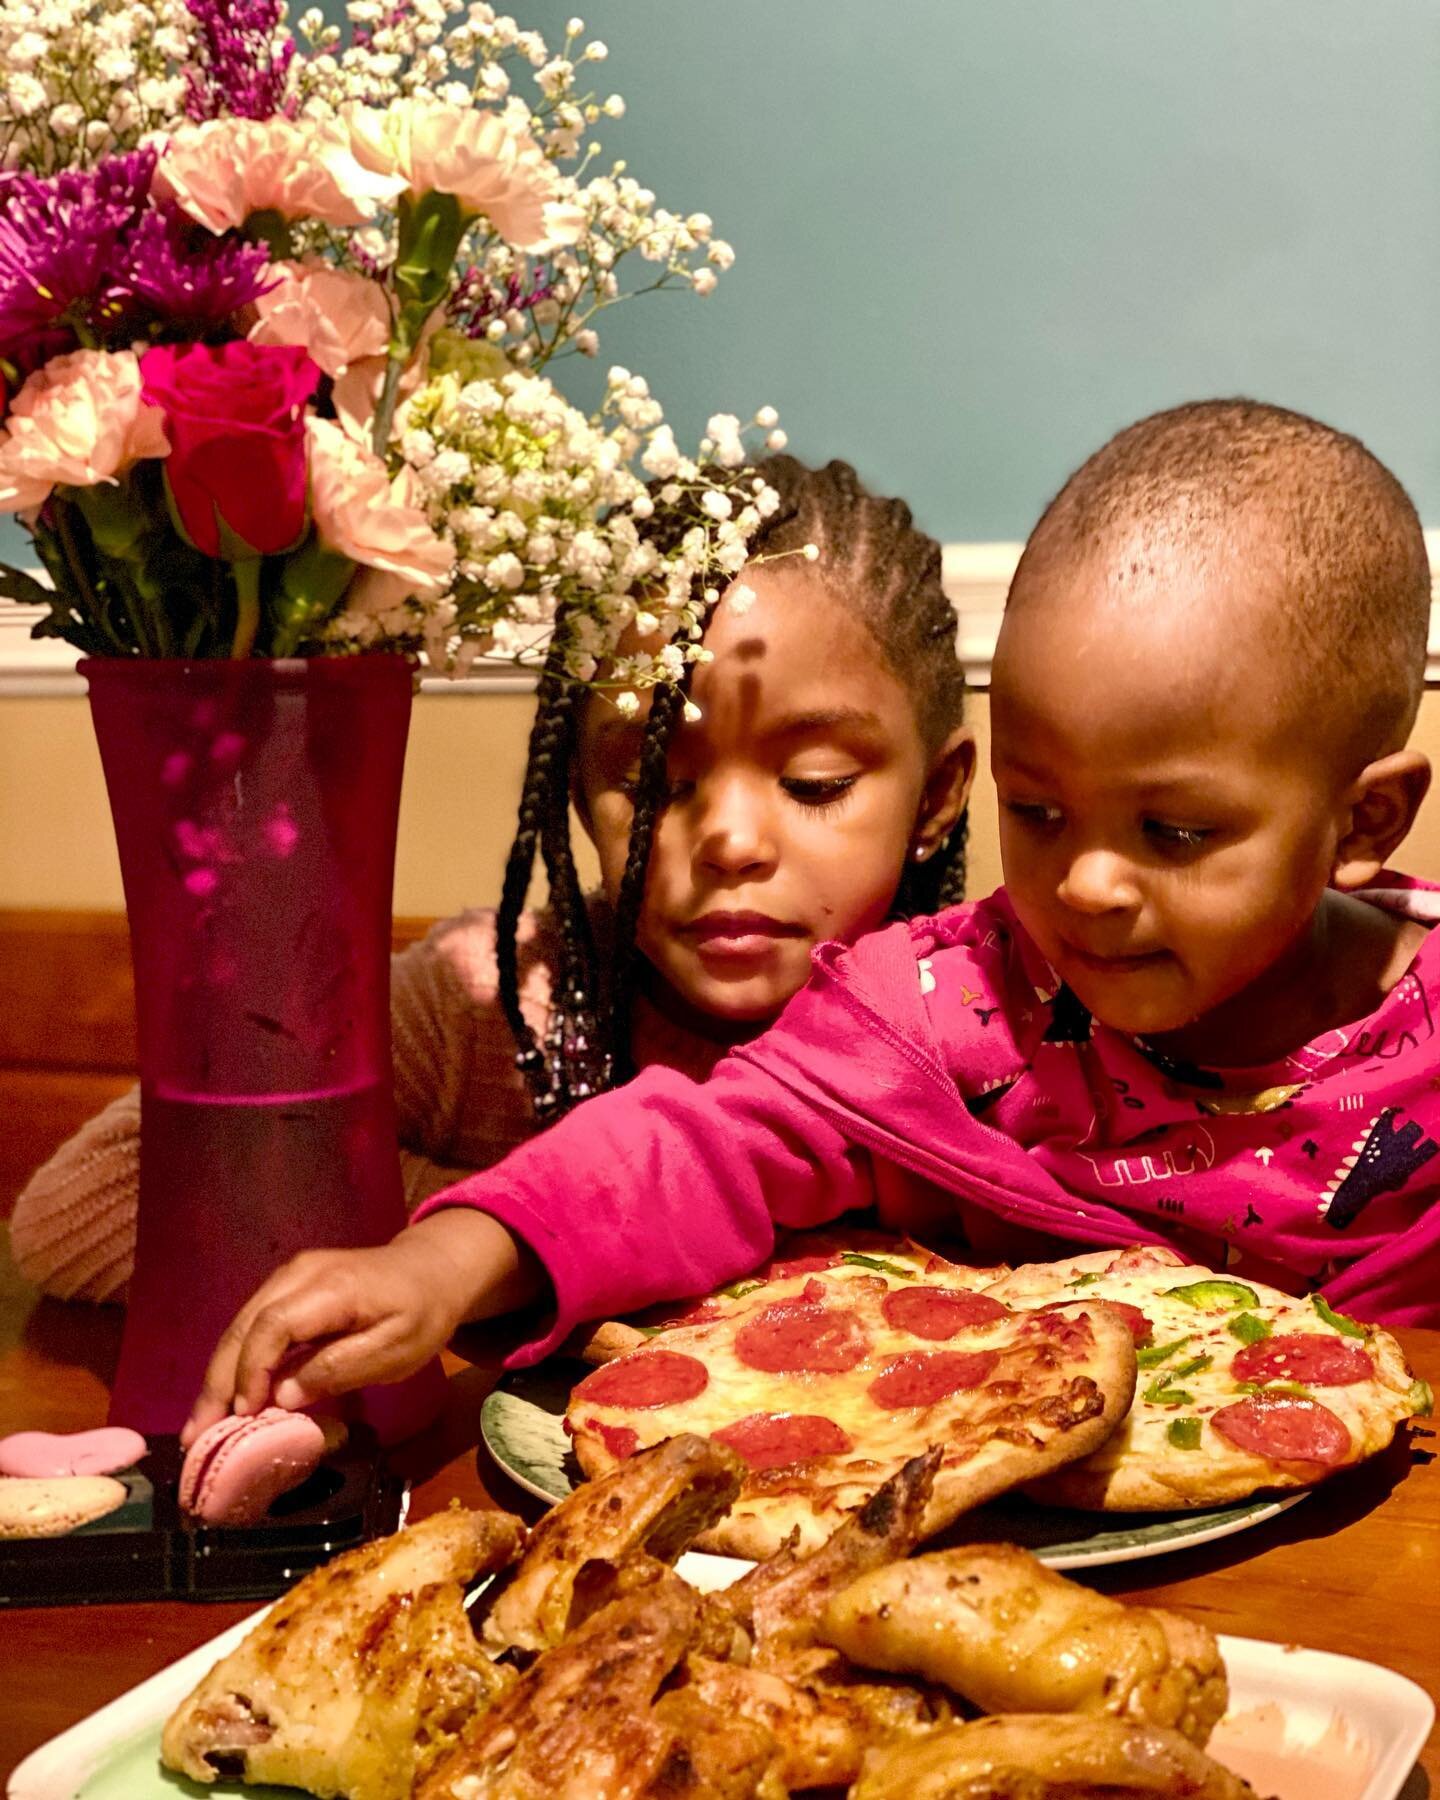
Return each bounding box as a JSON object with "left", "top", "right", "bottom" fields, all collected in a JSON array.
[
  {"left": 841, "top": 1251, "right": 917, "bottom": 1280},
  {"left": 1166, "top": 1416, "right": 1203, "bottom": 1450},
  {"left": 1161, "top": 1279, "right": 1260, "bottom": 1313},
  {"left": 1228, "top": 1312, "right": 1272, "bottom": 1344},
  {"left": 1136, "top": 1335, "right": 1191, "bottom": 1368},
  {"left": 0, "top": 562, "right": 58, "bottom": 607},
  {"left": 1312, "top": 1294, "right": 1370, "bottom": 1339}
]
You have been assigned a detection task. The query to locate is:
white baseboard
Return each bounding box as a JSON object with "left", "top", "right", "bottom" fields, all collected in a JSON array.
[{"left": 4, "top": 534, "right": 1439, "bottom": 695}]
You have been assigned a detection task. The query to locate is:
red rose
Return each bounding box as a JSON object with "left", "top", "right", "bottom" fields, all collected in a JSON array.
[{"left": 141, "top": 342, "right": 320, "bottom": 558}]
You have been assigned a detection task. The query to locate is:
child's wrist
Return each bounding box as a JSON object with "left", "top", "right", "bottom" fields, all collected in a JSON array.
[{"left": 399, "top": 1208, "right": 543, "bottom": 1325}]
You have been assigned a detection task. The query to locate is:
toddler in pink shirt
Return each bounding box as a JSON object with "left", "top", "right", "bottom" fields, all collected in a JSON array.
[{"left": 189, "top": 398, "right": 1440, "bottom": 1430}]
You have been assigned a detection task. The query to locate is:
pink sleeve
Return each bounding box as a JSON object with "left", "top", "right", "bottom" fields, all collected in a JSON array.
[
  {"left": 410, "top": 1051, "right": 875, "bottom": 1365},
  {"left": 1320, "top": 1205, "right": 1440, "bottom": 1329}
]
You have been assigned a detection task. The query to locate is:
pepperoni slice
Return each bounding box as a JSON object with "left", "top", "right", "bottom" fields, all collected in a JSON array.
[
  {"left": 868, "top": 1349, "right": 999, "bottom": 1410},
  {"left": 882, "top": 1285, "right": 1008, "bottom": 1340},
  {"left": 711, "top": 1412, "right": 853, "bottom": 1470},
  {"left": 734, "top": 1300, "right": 870, "bottom": 1374},
  {"left": 1230, "top": 1334, "right": 1374, "bottom": 1387},
  {"left": 572, "top": 1349, "right": 709, "bottom": 1409},
  {"left": 1210, "top": 1393, "right": 1352, "bottom": 1466},
  {"left": 1105, "top": 1301, "right": 1153, "bottom": 1345},
  {"left": 768, "top": 1249, "right": 844, "bottom": 1279},
  {"left": 586, "top": 1419, "right": 639, "bottom": 1461}
]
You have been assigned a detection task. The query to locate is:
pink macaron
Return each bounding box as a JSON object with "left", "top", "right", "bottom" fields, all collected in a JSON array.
[
  {"left": 179, "top": 1408, "right": 327, "bottom": 1527},
  {"left": 0, "top": 1426, "right": 147, "bottom": 1479}
]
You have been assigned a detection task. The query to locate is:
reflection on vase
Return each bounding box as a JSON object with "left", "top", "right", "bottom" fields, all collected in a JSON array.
[{"left": 82, "top": 654, "right": 444, "bottom": 1442}]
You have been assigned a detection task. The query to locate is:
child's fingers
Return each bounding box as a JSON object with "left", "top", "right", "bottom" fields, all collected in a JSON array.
[
  {"left": 230, "top": 1282, "right": 365, "bottom": 1416},
  {"left": 271, "top": 1318, "right": 425, "bottom": 1408}
]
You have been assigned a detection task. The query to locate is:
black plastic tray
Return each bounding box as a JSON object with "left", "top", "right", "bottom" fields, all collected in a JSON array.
[{"left": 0, "top": 1432, "right": 406, "bottom": 1607}]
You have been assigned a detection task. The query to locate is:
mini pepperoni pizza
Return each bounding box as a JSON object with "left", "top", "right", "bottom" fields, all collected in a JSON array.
[
  {"left": 564, "top": 1234, "right": 1138, "bottom": 1560},
  {"left": 983, "top": 1245, "right": 1431, "bottom": 1511}
]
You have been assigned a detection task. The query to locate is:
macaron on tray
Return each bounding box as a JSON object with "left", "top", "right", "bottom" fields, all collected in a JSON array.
[{"left": 0, "top": 1411, "right": 406, "bottom": 1607}]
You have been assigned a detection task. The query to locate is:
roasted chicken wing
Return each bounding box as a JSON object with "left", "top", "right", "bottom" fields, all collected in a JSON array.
[
  {"left": 820, "top": 1543, "right": 1227, "bottom": 1746},
  {"left": 161, "top": 1507, "right": 524, "bottom": 1800},
  {"left": 482, "top": 1432, "right": 744, "bottom": 1654},
  {"left": 850, "top": 1714, "right": 1260, "bottom": 1798}
]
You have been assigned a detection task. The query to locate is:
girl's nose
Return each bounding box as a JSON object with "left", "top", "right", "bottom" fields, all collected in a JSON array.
[
  {"left": 1057, "top": 848, "right": 1142, "bottom": 915},
  {"left": 693, "top": 781, "right": 778, "bottom": 877}
]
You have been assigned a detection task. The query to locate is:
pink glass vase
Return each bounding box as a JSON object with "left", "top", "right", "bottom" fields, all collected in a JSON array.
[{"left": 82, "top": 655, "right": 445, "bottom": 1443}]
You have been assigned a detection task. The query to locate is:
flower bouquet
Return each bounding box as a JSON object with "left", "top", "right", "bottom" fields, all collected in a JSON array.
[{"left": 0, "top": 0, "right": 781, "bottom": 1436}]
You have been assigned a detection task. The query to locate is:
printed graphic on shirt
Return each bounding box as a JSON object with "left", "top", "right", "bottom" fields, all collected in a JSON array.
[
  {"left": 1077, "top": 1124, "right": 1218, "bottom": 1190},
  {"left": 1319, "top": 1106, "right": 1440, "bottom": 1229},
  {"left": 1043, "top": 986, "right": 1092, "bottom": 1044}
]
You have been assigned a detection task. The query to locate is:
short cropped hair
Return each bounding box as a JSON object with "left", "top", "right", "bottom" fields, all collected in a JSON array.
[{"left": 1012, "top": 399, "right": 1432, "bottom": 756}]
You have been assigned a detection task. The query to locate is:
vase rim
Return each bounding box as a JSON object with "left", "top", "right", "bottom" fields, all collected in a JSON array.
[{"left": 77, "top": 654, "right": 414, "bottom": 689}]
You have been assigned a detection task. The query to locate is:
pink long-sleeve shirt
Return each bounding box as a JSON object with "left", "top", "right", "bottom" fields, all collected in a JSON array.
[{"left": 415, "top": 881, "right": 1440, "bottom": 1359}]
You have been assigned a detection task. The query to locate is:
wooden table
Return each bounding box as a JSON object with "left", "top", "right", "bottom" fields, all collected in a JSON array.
[{"left": 3, "top": 1239, "right": 1438, "bottom": 1788}]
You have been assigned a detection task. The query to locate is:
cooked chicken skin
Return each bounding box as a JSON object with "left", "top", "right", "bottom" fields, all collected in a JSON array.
[
  {"left": 820, "top": 1544, "right": 1227, "bottom": 1746},
  {"left": 161, "top": 1508, "right": 524, "bottom": 1800},
  {"left": 482, "top": 1432, "right": 744, "bottom": 1655},
  {"left": 850, "top": 1714, "right": 1260, "bottom": 1799}
]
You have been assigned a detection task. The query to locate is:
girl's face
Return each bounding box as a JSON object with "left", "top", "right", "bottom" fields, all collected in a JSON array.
[
  {"left": 990, "top": 554, "right": 1359, "bottom": 1060},
  {"left": 578, "top": 563, "right": 973, "bottom": 1029}
]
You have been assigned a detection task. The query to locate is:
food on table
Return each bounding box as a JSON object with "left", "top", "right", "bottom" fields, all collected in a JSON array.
[
  {"left": 819, "top": 1543, "right": 1227, "bottom": 1745},
  {"left": 482, "top": 1431, "right": 745, "bottom": 1655},
  {"left": 0, "top": 1473, "right": 129, "bottom": 1537},
  {"left": 0, "top": 1425, "right": 146, "bottom": 1478},
  {"left": 984, "top": 1244, "right": 1429, "bottom": 1509},
  {"left": 850, "top": 1715, "right": 1261, "bottom": 1799},
  {"left": 178, "top": 1406, "right": 328, "bottom": 1526},
  {"left": 161, "top": 1508, "right": 523, "bottom": 1800},
  {"left": 564, "top": 1235, "right": 1138, "bottom": 1558}
]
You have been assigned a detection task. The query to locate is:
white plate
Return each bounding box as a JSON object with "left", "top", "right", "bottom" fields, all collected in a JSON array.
[
  {"left": 481, "top": 1363, "right": 1307, "bottom": 1573},
  {"left": 9, "top": 1580, "right": 1432, "bottom": 1800}
]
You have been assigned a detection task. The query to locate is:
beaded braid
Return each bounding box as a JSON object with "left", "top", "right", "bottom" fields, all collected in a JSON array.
[{"left": 498, "top": 455, "right": 969, "bottom": 1118}]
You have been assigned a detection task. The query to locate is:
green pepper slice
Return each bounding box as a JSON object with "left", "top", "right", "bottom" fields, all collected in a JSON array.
[
  {"left": 1161, "top": 1278, "right": 1260, "bottom": 1312},
  {"left": 1407, "top": 1378, "right": 1434, "bottom": 1417},
  {"left": 840, "top": 1251, "right": 916, "bottom": 1280},
  {"left": 1136, "top": 1336, "right": 1191, "bottom": 1368},
  {"left": 1166, "top": 1417, "right": 1203, "bottom": 1450},
  {"left": 1227, "top": 1312, "right": 1271, "bottom": 1344},
  {"left": 1312, "top": 1294, "right": 1369, "bottom": 1339},
  {"left": 1143, "top": 1375, "right": 1195, "bottom": 1407}
]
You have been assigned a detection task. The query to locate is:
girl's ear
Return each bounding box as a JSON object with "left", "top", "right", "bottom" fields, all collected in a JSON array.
[
  {"left": 910, "top": 725, "right": 977, "bottom": 861},
  {"left": 1332, "top": 749, "right": 1432, "bottom": 889}
]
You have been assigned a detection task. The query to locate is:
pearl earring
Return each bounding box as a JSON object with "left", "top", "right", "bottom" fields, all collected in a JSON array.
[{"left": 912, "top": 844, "right": 928, "bottom": 862}]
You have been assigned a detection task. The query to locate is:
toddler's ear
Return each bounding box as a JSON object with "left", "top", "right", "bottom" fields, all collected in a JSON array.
[
  {"left": 1332, "top": 750, "right": 1432, "bottom": 889},
  {"left": 912, "top": 726, "right": 978, "bottom": 858}
]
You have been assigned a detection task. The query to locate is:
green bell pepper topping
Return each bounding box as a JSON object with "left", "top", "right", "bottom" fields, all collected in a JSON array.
[
  {"left": 718, "top": 1278, "right": 765, "bottom": 1300},
  {"left": 1136, "top": 1336, "right": 1191, "bottom": 1368},
  {"left": 1166, "top": 1417, "right": 1203, "bottom": 1450},
  {"left": 1143, "top": 1375, "right": 1195, "bottom": 1407},
  {"left": 1228, "top": 1312, "right": 1272, "bottom": 1344},
  {"left": 1172, "top": 1354, "right": 1214, "bottom": 1379},
  {"left": 840, "top": 1252, "right": 916, "bottom": 1280},
  {"left": 1312, "top": 1294, "right": 1370, "bottom": 1339},
  {"left": 1161, "top": 1278, "right": 1260, "bottom": 1312},
  {"left": 1407, "top": 1378, "right": 1434, "bottom": 1417},
  {"left": 1066, "top": 1272, "right": 1104, "bottom": 1288}
]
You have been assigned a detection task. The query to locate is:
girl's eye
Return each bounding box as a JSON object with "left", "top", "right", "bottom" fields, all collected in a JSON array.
[
  {"left": 782, "top": 773, "right": 859, "bottom": 809},
  {"left": 1005, "top": 800, "right": 1063, "bottom": 830},
  {"left": 1144, "top": 820, "right": 1214, "bottom": 853}
]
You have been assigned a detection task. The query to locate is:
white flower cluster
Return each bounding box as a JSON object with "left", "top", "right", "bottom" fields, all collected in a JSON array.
[
  {"left": 327, "top": 362, "right": 784, "bottom": 700},
  {"left": 0, "top": 0, "right": 194, "bottom": 171}
]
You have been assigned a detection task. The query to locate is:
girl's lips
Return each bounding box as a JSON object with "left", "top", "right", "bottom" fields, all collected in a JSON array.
[
  {"left": 1064, "top": 942, "right": 1169, "bottom": 974},
  {"left": 683, "top": 912, "right": 804, "bottom": 942}
]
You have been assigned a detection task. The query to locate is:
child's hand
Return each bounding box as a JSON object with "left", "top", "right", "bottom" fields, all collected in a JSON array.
[{"left": 181, "top": 1210, "right": 538, "bottom": 1445}]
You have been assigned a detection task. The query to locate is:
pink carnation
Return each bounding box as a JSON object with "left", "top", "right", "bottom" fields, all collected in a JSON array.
[
  {"left": 247, "top": 260, "right": 391, "bottom": 378},
  {"left": 152, "top": 116, "right": 406, "bottom": 234},
  {"left": 306, "top": 417, "right": 453, "bottom": 605},
  {"left": 344, "top": 100, "right": 584, "bottom": 251},
  {"left": 0, "top": 349, "right": 170, "bottom": 513}
]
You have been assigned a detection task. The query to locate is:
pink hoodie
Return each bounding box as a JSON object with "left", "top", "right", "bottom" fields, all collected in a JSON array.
[{"left": 414, "top": 882, "right": 1440, "bottom": 1360}]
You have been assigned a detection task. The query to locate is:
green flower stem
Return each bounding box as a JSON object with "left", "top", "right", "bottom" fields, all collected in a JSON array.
[
  {"left": 229, "top": 557, "right": 263, "bottom": 660},
  {"left": 371, "top": 351, "right": 407, "bottom": 458}
]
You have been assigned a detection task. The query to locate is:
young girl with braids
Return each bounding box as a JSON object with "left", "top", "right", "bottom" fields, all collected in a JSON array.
[
  {"left": 190, "top": 399, "right": 1440, "bottom": 1428},
  {"left": 10, "top": 455, "right": 975, "bottom": 1307}
]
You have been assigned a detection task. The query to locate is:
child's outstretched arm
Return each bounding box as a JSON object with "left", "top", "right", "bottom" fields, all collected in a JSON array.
[{"left": 182, "top": 1209, "right": 540, "bottom": 1443}]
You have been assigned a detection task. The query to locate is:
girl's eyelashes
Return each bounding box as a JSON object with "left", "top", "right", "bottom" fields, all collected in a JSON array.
[
  {"left": 1144, "top": 819, "right": 1215, "bottom": 854},
  {"left": 1003, "top": 799, "right": 1063, "bottom": 830},
  {"left": 780, "top": 773, "right": 860, "bottom": 811}
]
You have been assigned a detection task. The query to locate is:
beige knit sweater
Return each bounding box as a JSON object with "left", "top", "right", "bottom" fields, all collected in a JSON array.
[{"left": 8, "top": 906, "right": 726, "bottom": 1305}]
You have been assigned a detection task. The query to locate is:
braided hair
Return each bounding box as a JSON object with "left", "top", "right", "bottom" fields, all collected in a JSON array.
[{"left": 497, "top": 454, "right": 969, "bottom": 1117}]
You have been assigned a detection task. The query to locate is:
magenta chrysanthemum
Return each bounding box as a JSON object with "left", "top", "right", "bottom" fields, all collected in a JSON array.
[
  {"left": 0, "top": 151, "right": 155, "bottom": 360},
  {"left": 109, "top": 205, "right": 276, "bottom": 329},
  {"left": 184, "top": 0, "right": 296, "bottom": 121}
]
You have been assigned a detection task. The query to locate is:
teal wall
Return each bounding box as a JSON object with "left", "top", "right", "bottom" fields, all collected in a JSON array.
[
  {"left": 4, "top": 0, "right": 1435, "bottom": 569},
  {"left": 526, "top": 0, "right": 1440, "bottom": 541}
]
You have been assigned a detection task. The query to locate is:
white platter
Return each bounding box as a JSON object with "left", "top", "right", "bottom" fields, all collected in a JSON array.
[{"left": 10, "top": 1577, "right": 1433, "bottom": 1800}]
